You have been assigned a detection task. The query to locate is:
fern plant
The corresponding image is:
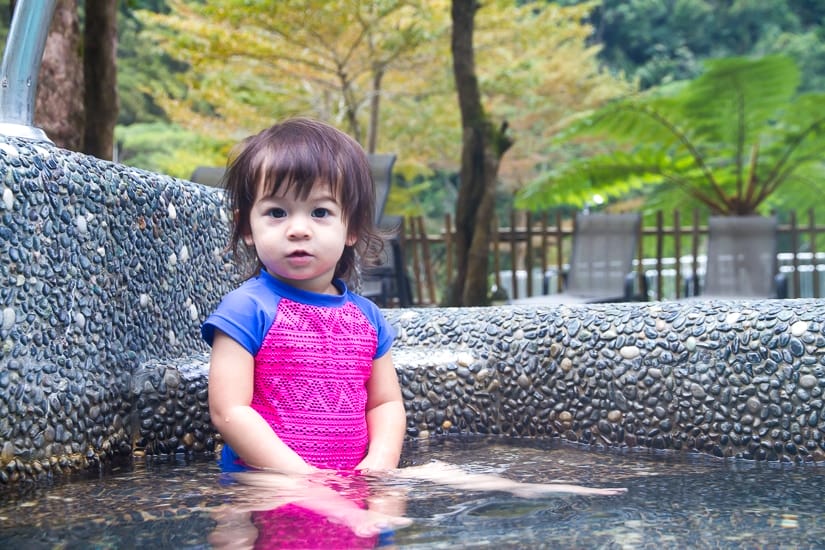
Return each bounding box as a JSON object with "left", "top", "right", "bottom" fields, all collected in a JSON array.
[{"left": 517, "top": 55, "right": 825, "bottom": 216}]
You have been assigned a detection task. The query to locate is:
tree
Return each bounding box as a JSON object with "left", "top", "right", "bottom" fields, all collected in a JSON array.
[
  {"left": 30, "top": 0, "right": 119, "bottom": 159},
  {"left": 468, "top": 1, "right": 633, "bottom": 193},
  {"left": 447, "top": 0, "right": 512, "bottom": 306},
  {"left": 136, "top": 1, "right": 627, "bottom": 182},
  {"left": 35, "top": 0, "right": 84, "bottom": 151},
  {"left": 117, "top": 1, "right": 189, "bottom": 126},
  {"left": 569, "top": 0, "right": 825, "bottom": 92},
  {"left": 516, "top": 55, "right": 825, "bottom": 217},
  {"left": 84, "top": 0, "right": 119, "bottom": 160},
  {"left": 137, "top": 0, "right": 447, "bottom": 155}
]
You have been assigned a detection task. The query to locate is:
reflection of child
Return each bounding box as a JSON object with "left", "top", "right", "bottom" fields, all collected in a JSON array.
[
  {"left": 202, "top": 117, "right": 406, "bottom": 474},
  {"left": 209, "top": 472, "right": 410, "bottom": 549},
  {"left": 208, "top": 464, "right": 626, "bottom": 547}
]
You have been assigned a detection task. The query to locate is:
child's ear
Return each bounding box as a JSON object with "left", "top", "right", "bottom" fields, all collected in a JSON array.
[
  {"left": 346, "top": 232, "right": 358, "bottom": 247},
  {"left": 235, "top": 209, "right": 255, "bottom": 247}
]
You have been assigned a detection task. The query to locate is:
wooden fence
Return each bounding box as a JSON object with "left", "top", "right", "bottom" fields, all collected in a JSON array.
[{"left": 396, "top": 209, "right": 825, "bottom": 307}]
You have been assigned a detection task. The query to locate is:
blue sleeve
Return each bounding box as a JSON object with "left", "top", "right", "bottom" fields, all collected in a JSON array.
[
  {"left": 349, "top": 293, "right": 397, "bottom": 359},
  {"left": 201, "top": 280, "right": 279, "bottom": 356}
]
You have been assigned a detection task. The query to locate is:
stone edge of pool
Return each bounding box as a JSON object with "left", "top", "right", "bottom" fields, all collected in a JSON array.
[{"left": 1, "top": 136, "right": 824, "bottom": 487}]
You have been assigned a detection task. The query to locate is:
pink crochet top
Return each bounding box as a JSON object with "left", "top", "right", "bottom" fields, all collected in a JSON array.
[
  {"left": 252, "top": 298, "right": 376, "bottom": 469},
  {"left": 202, "top": 271, "right": 396, "bottom": 470}
]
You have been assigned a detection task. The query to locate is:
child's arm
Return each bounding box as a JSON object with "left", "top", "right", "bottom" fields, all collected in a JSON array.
[
  {"left": 208, "top": 330, "right": 317, "bottom": 474},
  {"left": 356, "top": 352, "right": 406, "bottom": 471}
]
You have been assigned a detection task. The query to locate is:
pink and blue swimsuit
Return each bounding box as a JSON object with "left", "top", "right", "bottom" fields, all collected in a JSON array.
[{"left": 201, "top": 270, "right": 396, "bottom": 471}]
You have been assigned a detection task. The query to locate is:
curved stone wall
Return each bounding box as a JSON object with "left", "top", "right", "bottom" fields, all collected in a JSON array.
[
  {"left": 1, "top": 137, "right": 825, "bottom": 487},
  {"left": 0, "top": 137, "right": 241, "bottom": 483},
  {"left": 386, "top": 301, "right": 825, "bottom": 463}
]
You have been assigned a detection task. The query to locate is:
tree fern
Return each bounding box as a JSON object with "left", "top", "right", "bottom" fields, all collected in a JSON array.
[{"left": 517, "top": 55, "right": 825, "bottom": 216}]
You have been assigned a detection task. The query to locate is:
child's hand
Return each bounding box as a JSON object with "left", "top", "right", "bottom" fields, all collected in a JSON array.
[{"left": 355, "top": 453, "right": 398, "bottom": 473}]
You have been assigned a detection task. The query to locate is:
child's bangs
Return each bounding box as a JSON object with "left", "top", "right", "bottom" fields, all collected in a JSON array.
[{"left": 257, "top": 145, "right": 344, "bottom": 201}]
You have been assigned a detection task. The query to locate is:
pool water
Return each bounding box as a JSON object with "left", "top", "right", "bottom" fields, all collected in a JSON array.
[{"left": 1, "top": 436, "right": 823, "bottom": 548}]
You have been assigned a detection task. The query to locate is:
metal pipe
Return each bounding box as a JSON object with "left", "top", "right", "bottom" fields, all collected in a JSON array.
[{"left": 0, "top": 0, "right": 57, "bottom": 142}]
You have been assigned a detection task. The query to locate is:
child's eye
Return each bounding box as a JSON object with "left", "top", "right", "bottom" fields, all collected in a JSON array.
[
  {"left": 311, "top": 208, "right": 330, "bottom": 218},
  {"left": 266, "top": 208, "right": 287, "bottom": 218}
]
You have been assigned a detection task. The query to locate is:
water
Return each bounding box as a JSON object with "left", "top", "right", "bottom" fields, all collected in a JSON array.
[{"left": 1, "top": 436, "right": 824, "bottom": 548}]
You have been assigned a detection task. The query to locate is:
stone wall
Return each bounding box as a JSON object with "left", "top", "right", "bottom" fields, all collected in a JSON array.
[
  {"left": 0, "top": 137, "right": 239, "bottom": 483},
  {"left": 2, "top": 137, "right": 825, "bottom": 486},
  {"left": 387, "top": 301, "right": 825, "bottom": 464}
]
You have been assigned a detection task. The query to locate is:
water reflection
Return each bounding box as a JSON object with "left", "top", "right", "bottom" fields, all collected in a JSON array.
[
  {"left": 209, "top": 452, "right": 624, "bottom": 548},
  {"left": 210, "top": 470, "right": 410, "bottom": 548},
  {"left": 1, "top": 436, "right": 824, "bottom": 548}
]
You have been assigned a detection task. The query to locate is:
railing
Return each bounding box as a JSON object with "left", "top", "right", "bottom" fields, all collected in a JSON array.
[
  {"left": 0, "top": 0, "right": 56, "bottom": 142},
  {"left": 397, "top": 208, "right": 825, "bottom": 306}
]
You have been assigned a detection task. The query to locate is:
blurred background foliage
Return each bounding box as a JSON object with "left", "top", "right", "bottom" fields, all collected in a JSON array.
[{"left": 2, "top": 0, "right": 824, "bottom": 226}]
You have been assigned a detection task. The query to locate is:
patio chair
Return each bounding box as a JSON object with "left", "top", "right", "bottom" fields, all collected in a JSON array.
[
  {"left": 685, "top": 215, "right": 787, "bottom": 299},
  {"left": 358, "top": 154, "right": 413, "bottom": 307},
  {"left": 510, "top": 212, "right": 644, "bottom": 305},
  {"left": 189, "top": 166, "right": 225, "bottom": 188}
]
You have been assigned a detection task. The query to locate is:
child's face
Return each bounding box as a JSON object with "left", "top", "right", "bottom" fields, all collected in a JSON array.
[{"left": 244, "top": 180, "right": 355, "bottom": 294}]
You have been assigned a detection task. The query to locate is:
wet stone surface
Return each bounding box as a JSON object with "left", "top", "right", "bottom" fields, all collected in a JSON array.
[{"left": 2, "top": 136, "right": 825, "bottom": 489}]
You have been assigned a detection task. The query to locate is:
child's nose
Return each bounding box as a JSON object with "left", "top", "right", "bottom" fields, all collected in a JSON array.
[{"left": 286, "top": 215, "right": 311, "bottom": 238}]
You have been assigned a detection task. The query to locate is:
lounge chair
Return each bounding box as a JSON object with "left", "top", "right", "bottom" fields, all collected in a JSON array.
[
  {"left": 510, "top": 212, "right": 644, "bottom": 305},
  {"left": 685, "top": 215, "right": 787, "bottom": 299},
  {"left": 189, "top": 166, "right": 225, "bottom": 188},
  {"left": 358, "top": 154, "right": 413, "bottom": 307}
]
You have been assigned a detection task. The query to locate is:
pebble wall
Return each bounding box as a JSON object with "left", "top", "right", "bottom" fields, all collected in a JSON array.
[{"left": 2, "top": 137, "right": 825, "bottom": 487}]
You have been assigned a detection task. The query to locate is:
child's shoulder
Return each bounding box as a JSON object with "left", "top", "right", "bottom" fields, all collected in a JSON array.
[
  {"left": 344, "top": 289, "right": 393, "bottom": 327},
  {"left": 345, "top": 288, "right": 383, "bottom": 313}
]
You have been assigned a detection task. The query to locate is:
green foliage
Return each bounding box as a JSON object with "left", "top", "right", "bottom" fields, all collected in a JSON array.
[
  {"left": 0, "top": 1, "right": 10, "bottom": 46},
  {"left": 517, "top": 55, "right": 825, "bottom": 216},
  {"left": 563, "top": 0, "right": 825, "bottom": 91},
  {"left": 116, "top": 122, "right": 230, "bottom": 179},
  {"left": 118, "top": 1, "right": 186, "bottom": 125},
  {"left": 387, "top": 170, "right": 459, "bottom": 228},
  {"left": 130, "top": 0, "right": 630, "bottom": 218},
  {"left": 135, "top": 0, "right": 452, "bottom": 153}
]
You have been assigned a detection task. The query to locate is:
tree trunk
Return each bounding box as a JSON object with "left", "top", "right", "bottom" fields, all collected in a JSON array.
[
  {"left": 341, "top": 75, "right": 363, "bottom": 144},
  {"left": 447, "top": 0, "right": 512, "bottom": 306},
  {"left": 367, "top": 68, "right": 383, "bottom": 154},
  {"left": 35, "top": 0, "right": 84, "bottom": 151},
  {"left": 83, "top": 0, "right": 119, "bottom": 161}
]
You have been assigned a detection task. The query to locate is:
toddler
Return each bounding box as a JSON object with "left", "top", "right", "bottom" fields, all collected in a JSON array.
[{"left": 202, "top": 117, "right": 406, "bottom": 475}]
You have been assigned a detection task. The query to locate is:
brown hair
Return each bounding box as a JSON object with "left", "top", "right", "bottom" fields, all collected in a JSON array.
[
  {"left": 222, "top": 117, "right": 383, "bottom": 283},
  {"left": 223, "top": 118, "right": 384, "bottom": 282}
]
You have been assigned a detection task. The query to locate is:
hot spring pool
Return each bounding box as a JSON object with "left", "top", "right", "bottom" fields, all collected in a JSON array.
[{"left": 1, "top": 436, "right": 823, "bottom": 548}]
